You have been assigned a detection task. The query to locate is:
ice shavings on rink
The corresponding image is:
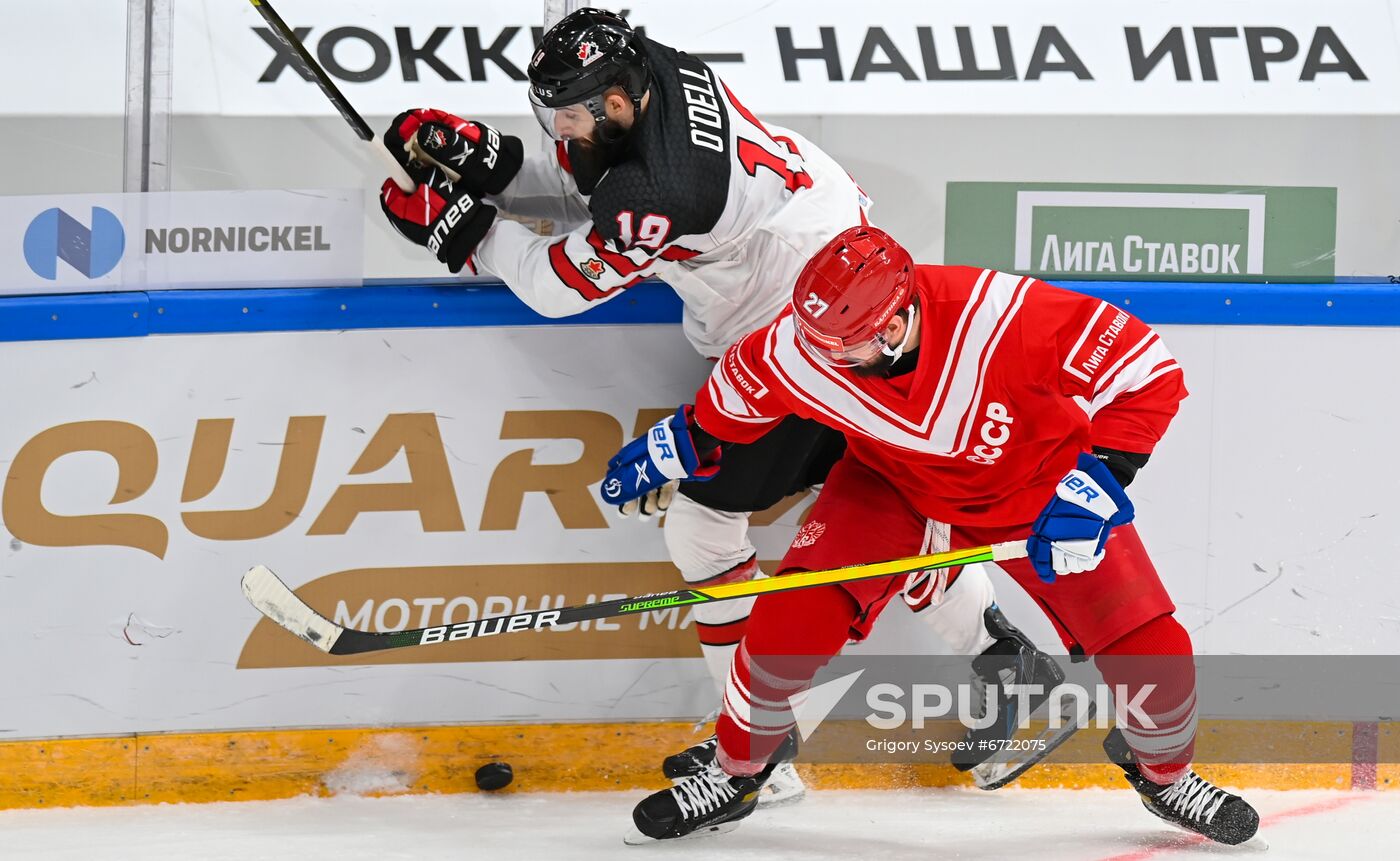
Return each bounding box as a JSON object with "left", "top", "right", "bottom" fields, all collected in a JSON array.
[{"left": 0, "top": 788, "right": 1390, "bottom": 860}]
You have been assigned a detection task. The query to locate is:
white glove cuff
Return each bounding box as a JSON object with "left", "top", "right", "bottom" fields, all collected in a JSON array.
[
  {"left": 1055, "top": 469, "right": 1120, "bottom": 520},
  {"left": 646, "top": 421, "right": 691, "bottom": 481}
]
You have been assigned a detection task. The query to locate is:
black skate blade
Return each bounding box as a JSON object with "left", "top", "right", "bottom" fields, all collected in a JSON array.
[
  {"left": 1144, "top": 818, "right": 1271, "bottom": 853},
  {"left": 1211, "top": 833, "right": 1269, "bottom": 852},
  {"left": 623, "top": 821, "right": 742, "bottom": 846},
  {"left": 973, "top": 697, "right": 1096, "bottom": 790},
  {"left": 1145, "top": 806, "right": 1270, "bottom": 851}
]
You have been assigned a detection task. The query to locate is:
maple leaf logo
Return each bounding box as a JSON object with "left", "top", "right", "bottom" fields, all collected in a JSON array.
[{"left": 581, "top": 258, "right": 607, "bottom": 280}]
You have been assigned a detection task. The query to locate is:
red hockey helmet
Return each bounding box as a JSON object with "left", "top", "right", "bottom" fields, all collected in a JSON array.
[{"left": 792, "top": 226, "right": 915, "bottom": 367}]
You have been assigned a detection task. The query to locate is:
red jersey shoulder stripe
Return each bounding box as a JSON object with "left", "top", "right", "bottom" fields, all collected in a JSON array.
[
  {"left": 548, "top": 239, "right": 612, "bottom": 301},
  {"left": 719, "top": 81, "right": 770, "bottom": 138},
  {"left": 659, "top": 244, "right": 702, "bottom": 262},
  {"left": 585, "top": 228, "right": 647, "bottom": 276}
]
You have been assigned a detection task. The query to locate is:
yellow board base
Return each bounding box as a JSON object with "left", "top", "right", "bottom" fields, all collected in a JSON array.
[{"left": 0, "top": 720, "right": 1392, "bottom": 811}]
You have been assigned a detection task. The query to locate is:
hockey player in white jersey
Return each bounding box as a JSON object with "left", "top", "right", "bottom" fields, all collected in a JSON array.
[{"left": 377, "top": 7, "right": 1065, "bottom": 800}]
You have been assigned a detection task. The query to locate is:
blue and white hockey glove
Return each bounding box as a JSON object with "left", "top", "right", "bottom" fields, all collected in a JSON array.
[
  {"left": 600, "top": 405, "right": 720, "bottom": 513},
  {"left": 1027, "top": 452, "right": 1135, "bottom": 583}
]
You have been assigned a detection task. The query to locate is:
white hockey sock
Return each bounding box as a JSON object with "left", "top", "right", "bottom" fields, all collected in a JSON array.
[{"left": 911, "top": 564, "right": 999, "bottom": 656}]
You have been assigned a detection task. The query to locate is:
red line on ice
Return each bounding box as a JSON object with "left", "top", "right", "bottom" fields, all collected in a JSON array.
[{"left": 1090, "top": 794, "right": 1372, "bottom": 861}]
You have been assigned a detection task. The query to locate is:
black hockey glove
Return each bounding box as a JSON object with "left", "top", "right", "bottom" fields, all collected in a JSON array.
[
  {"left": 380, "top": 164, "right": 495, "bottom": 274},
  {"left": 384, "top": 109, "right": 524, "bottom": 196}
]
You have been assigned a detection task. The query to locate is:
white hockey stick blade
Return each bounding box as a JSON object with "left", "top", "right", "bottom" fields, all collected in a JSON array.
[
  {"left": 372, "top": 140, "right": 418, "bottom": 192},
  {"left": 241, "top": 565, "right": 343, "bottom": 653}
]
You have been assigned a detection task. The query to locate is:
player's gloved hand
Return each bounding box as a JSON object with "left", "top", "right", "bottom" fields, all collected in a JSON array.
[
  {"left": 384, "top": 109, "right": 524, "bottom": 195},
  {"left": 380, "top": 163, "right": 495, "bottom": 274},
  {"left": 601, "top": 406, "right": 719, "bottom": 512},
  {"left": 1027, "top": 451, "right": 1135, "bottom": 583},
  {"left": 618, "top": 480, "right": 679, "bottom": 521}
]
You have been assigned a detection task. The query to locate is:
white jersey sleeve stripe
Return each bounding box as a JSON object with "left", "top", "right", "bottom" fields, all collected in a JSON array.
[
  {"left": 705, "top": 376, "right": 779, "bottom": 425},
  {"left": 1123, "top": 361, "right": 1182, "bottom": 396},
  {"left": 1086, "top": 339, "right": 1180, "bottom": 417},
  {"left": 1091, "top": 331, "right": 1158, "bottom": 396},
  {"left": 1061, "top": 301, "right": 1113, "bottom": 384}
]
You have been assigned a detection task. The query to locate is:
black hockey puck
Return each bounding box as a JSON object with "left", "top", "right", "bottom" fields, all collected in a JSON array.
[{"left": 475, "top": 761, "right": 514, "bottom": 791}]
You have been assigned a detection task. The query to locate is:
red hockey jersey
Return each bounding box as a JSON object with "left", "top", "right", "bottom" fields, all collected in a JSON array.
[{"left": 694, "top": 266, "right": 1188, "bottom": 527}]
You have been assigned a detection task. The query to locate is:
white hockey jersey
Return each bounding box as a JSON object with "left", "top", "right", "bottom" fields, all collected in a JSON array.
[{"left": 472, "top": 38, "right": 871, "bottom": 359}]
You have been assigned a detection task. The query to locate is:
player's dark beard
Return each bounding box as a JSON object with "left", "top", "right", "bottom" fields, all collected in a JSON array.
[
  {"left": 853, "top": 346, "right": 920, "bottom": 378},
  {"left": 567, "top": 119, "right": 633, "bottom": 194},
  {"left": 852, "top": 352, "right": 897, "bottom": 378},
  {"left": 852, "top": 309, "right": 919, "bottom": 378}
]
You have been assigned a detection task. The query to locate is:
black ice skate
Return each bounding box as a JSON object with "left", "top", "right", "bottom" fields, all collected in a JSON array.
[
  {"left": 662, "top": 735, "right": 717, "bottom": 779},
  {"left": 953, "top": 605, "right": 1091, "bottom": 789},
  {"left": 627, "top": 733, "right": 797, "bottom": 843},
  {"left": 663, "top": 732, "right": 805, "bottom": 807},
  {"left": 1103, "top": 727, "right": 1261, "bottom": 846}
]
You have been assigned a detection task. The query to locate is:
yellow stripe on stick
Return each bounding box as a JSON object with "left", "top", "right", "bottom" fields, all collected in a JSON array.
[{"left": 698, "top": 544, "right": 1004, "bottom": 602}]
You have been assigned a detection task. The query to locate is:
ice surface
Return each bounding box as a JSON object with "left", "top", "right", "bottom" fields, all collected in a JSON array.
[{"left": 0, "top": 788, "right": 1389, "bottom": 860}]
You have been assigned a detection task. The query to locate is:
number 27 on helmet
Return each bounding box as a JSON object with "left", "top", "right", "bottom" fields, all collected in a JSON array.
[{"left": 793, "top": 226, "right": 916, "bottom": 368}]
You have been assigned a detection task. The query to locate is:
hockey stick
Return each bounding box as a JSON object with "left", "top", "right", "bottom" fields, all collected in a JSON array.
[
  {"left": 247, "top": 0, "right": 419, "bottom": 191},
  {"left": 243, "top": 541, "right": 1028, "bottom": 656}
]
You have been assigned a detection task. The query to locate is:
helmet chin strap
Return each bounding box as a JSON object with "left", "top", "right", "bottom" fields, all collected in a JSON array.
[
  {"left": 587, "top": 87, "right": 648, "bottom": 144},
  {"left": 879, "top": 302, "right": 917, "bottom": 364}
]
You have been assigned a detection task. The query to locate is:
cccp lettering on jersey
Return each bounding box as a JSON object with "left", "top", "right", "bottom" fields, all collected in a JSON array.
[
  {"left": 677, "top": 66, "right": 726, "bottom": 153},
  {"left": 966, "top": 401, "right": 1014, "bottom": 466}
]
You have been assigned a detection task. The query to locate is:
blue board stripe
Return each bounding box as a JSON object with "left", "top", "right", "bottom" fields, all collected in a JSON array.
[
  {"left": 1058, "top": 280, "right": 1400, "bottom": 327},
  {"left": 145, "top": 282, "right": 686, "bottom": 334},
  {"left": 0, "top": 291, "right": 148, "bottom": 342},
  {"left": 3, "top": 278, "right": 1400, "bottom": 343}
]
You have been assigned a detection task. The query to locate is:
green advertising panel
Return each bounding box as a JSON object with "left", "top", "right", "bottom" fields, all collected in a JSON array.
[{"left": 945, "top": 183, "right": 1337, "bottom": 282}]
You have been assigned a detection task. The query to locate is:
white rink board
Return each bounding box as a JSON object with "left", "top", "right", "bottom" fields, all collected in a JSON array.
[
  {"left": 9, "top": 0, "right": 1400, "bottom": 117},
  {"left": 0, "top": 322, "right": 1398, "bottom": 741},
  {"left": 177, "top": 0, "right": 1400, "bottom": 117}
]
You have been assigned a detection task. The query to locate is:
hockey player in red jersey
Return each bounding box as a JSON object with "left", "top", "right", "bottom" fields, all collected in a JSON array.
[
  {"left": 603, "top": 226, "right": 1261, "bottom": 845},
  {"left": 377, "top": 9, "right": 1067, "bottom": 801}
]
